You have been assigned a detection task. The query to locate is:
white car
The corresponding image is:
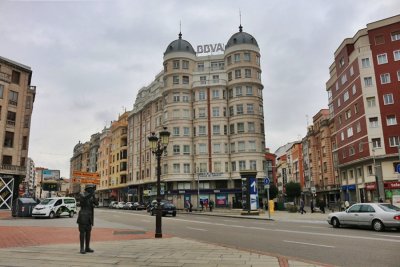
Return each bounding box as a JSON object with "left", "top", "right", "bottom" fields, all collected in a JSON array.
[
  {"left": 32, "top": 197, "right": 77, "bottom": 219},
  {"left": 117, "top": 202, "right": 125, "bottom": 209},
  {"left": 327, "top": 203, "right": 400, "bottom": 231}
]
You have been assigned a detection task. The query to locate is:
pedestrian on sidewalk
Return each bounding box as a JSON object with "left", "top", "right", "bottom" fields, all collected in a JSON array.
[
  {"left": 320, "top": 198, "right": 326, "bottom": 214},
  {"left": 310, "top": 199, "right": 314, "bottom": 213},
  {"left": 200, "top": 199, "right": 204, "bottom": 211},
  {"left": 299, "top": 198, "right": 306, "bottom": 214},
  {"left": 77, "top": 184, "right": 98, "bottom": 254},
  {"left": 209, "top": 200, "right": 214, "bottom": 212}
]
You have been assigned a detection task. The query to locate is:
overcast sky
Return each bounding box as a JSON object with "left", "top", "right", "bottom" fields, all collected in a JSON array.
[{"left": 0, "top": 0, "right": 399, "bottom": 177}]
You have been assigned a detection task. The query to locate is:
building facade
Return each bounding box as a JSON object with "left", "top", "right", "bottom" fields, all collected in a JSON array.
[
  {"left": 0, "top": 56, "right": 36, "bottom": 209},
  {"left": 327, "top": 15, "right": 400, "bottom": 204}
]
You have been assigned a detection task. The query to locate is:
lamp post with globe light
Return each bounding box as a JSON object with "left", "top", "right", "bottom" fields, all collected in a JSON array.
[{"left": 148, "top": 127, "right": 170, "bottom": 238}]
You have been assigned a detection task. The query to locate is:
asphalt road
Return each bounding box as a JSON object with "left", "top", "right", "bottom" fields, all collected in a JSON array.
[
  {"left": 94, "top": 209, "right": 400, "bottom": 267},
  {"left": 4, "top": 209, "right": 399, "bottom": 267}
]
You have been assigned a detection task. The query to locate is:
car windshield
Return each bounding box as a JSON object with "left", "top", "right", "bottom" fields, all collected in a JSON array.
[
  {"left": 40, "top": 198, "right": 55, "bottom": 205},
  {"left": 379, "top": 203, "right": 400, "bottom": 212}
]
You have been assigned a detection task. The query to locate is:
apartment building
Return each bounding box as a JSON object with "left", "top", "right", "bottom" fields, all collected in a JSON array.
[
  {"left": 326, "top": 15, "right": 400, "bottom": 204},
  {"left": 119, "top": 25, "right": 266, "bottom": 209},
  {"left": 0, "top": 56, "right": 36, "bottom": 209}
]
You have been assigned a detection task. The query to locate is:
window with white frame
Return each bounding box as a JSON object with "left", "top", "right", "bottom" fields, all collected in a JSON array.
[
  {"left": 246, "top": 86, "right": 253, "bottom": 95},
  {"left": 352, "top": 84, "right": 356, "bottom": 95},
  {"left": 249, "top": 160, "right": 257, "bottom": 170},
  {"left": 369, "top": 117, "right": 379, "bottom": 128},
  {"left": 199, "top": 91, "right": 206, "bottom": 100},
  {"left": 337, "top": 98, "right": 341, "bottom": 107},
  {"left": 237, "top": 122, "right": 244, "bottom": 133},
  {"left": 199, "top": 163, "right": 207, "bottom": 172},
  {"left": 213, "top": 161, "right": 221, "bottom": 172},
  {"left": 173, "top": 163, "right": 180, "bottom": 173},
  {"left": 212, "top": 75, "right": 219, "bottom": 83},
  {"left": 341, "top": 74, "right": 347, "bottom": 85},
  {"left": 182, "top": 94, "right": 189, "bottom": 102},
  {"left": 383, "top": 94, "right": 394, "bottom": 105},
  {"left": 172, "top": 109, "right": 180, "bottom": 119},
  {"left": 354, "top": 103, "right": 359, "bottom": 114},
  {"left": 335, "top": 81, "right": 339, "bottom": 90},
  {"left": 236, "top": 104, "right": 243, "bottom": 115},
  {"left": 345, "top": 109, "right": 351, "bottom": 119},
  {"left": 392, "top": 31, "right": 400, "bottom": 41},
  {"left": 349, "top": 146, "right": 355, "bottom": 156},
  {"left": 377, "top": 53, "right": 388, "bottom": 64},
  {"left": 173, "top": 93, "right": 180, "bottom": 102},
  {"left": 389, "top": 136, "right": 400, "bottom": 147},
  {"left": 199, "top": 125, "right": 206, "bottom": 135},
  {"left": 173, "top": 60, "right": 180, "bottom": 69},
  {"left": 350, "top": 66, "right": 354, "bottom": 76},
  {"left": 347, "top": 127, "right": 353, "bottom": 137},
  {"left": 372, "top": 138, "right": 381, "bottom": 148},
  {"left": 394, "top": 50, "right": 400, "bottom": 61},
  {"left": 183, "top": 109, "right": 189, "bottom": 118},
  {"left": 247, "top": 104, "right": 254, "bottom": 114},
  {"left": 230, "top": 124, "right": 235, "bottom": 134},
  {"left": 341, "top": 131, "right": 344, "bottom": 141},
  {"left": 235, "top": 86, "right": 242, "bottom": 96},
  {"left": 199, "top": 108, "right": 206, "bottom": 118},
  {"left": 248, "top": 141, "right": 256, "bottom": 151},
  {"left": 367, "top": 97, "right": 376, "bottom": 107},
  {"left": 235, "top": 69, "right": 241, "bottom": 78},
  {"left": 234, "top": 53, "right": 240, "bottom": 62},
  {"left": 339, "top": 57, "right": 345, "bottom": 67},
  {"left": 212, "top": 89, "right": 219, "bottom": 99},
  {"left": 200, "top": 76, "right": 206, "bottom": 84},
  {"left": 213, "top": 125, "right": 220, "bottom": 135},
  {"left": 364, "top": 77, "right": 373, "bottom": 87},
  {"left": 248, "top": 122, "right": 255, "bottom": 133},
  {"left": 361, "top": 58, "right": 370, "bottom": 68},
  {"left": 182, "top": 60, "right": 189, "bottom": 69},
  {"left": 244, "top": 52, "right": 250, "bottom": 61},
  {"left": 173, "top": 145, "right": 180, "bottom": 154},
  {"left": 239, "top": 160, "right": 246, "bottom": 170},
  {"left": 387, "top": 115, "right": 397, "bottom": 126},
  {"left": 183, "top": 76, "right": 189, "bottom": 84},
  {"left": 183, "top": 163, "right": 190, "bottom": 173},
  {"left": 212, "top": 107, "right": 220, "bottom": 117},
  {"left": 173, "top": 76, "right": 179, "bottom": 84},
  {"left": 380, "top": 73, "right": 391, "bottom": 84},
  {"left": 183, "top": 145, "right": 190, "bottom": 154},
  {"left": 257, "top": 71, "right": 261, "bottom": 80},
  {"left": 256, "top": 55, "right": 260, "bottom": 65},
  {"left": 356, "top": 121, "right": 361, "bottom": 132},
  {"left": 231, "top": 161, "right": 236, "bottom": 171},
  {"left": 344, "top": 91, "right": 349, "bottom": 101},
  {"left": 199, "top": 143, "right": 207, "bottom": 153},
  {"left": 213, "top": 143, "right": 221, "bottom": 153},
  {"left": 238, "top": 141, "right": 245, "bottom": 152},
  {"left": 398, "top": 70, "right": 400, "bottom": 81},
  {"left": 173, "top": 127, "right": 180, "bottom": 136},
  {"left": 183, "top": 127, "right": 189, "bottom": 136},
  {"left": 197, "top": 63, "right": 204, "bottom": 71},
  {"left": 245, "top": 69, "right": 251, "bottom": 78},
  {"left": 230, "top": 142, "right": 235, "bottom": 152},
  {"left": 229, "top": 106, "right": 234, "bottom": 116}
]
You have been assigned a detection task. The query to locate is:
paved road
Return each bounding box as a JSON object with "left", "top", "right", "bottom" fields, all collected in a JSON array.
[{"left": 96, "top": 209, "right": 400, "bottom": 267}]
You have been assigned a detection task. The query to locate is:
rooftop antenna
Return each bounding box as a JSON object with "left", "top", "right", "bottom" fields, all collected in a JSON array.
[
  {"left": 306, "top": 114, "right": 309, "bottom": 127},
  {"left": 179, "top": 20, "right": 182, "bottom": 39},
  {"left": 239, "top": 9, "right": 243, "bottom": 32}
]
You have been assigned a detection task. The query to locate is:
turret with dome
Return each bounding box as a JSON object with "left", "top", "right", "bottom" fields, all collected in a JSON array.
[
  {"left": 164, "top": 32, "right": 196, "bottom": 56},
  {"left": 226, "top": 24, "right": 259, "bottom": 49}
]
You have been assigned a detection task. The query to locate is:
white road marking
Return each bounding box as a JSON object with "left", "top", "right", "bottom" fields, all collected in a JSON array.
[
  {"left": 373, "top": 234, "right": 400, "bottom": 238},
  {"left": 141, "top": 220, "right": 151, "bottom": 222},
  {"left": 187, "top": 227, "right": 208, "bottom": 232},
  {"left": 283, "top": 240, "right": 335, "bottom": 248},
  {"left": 223, "top": 219, "right": 236, "bottom": 222},
  {"left": 300, "top": 225, "right": 327, "bottom": 229}
]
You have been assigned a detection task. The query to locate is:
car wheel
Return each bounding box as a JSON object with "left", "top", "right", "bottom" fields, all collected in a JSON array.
[
  {"left": 331, "top": 217, "right": 340, "bottom": 228},
  {"left": 151, "top": 210, "right": 154, "bottom": 216},
  {"left": 173, "top": 212, "right": 176, "bottom": 217},
  {"left": 372, "top": 220, "right": 384, "bottom": 232},
  {"left": 69, "top": 211, "right": 74, "bottom": 218},
  {"left": 49, "top": 212, "right": 55, "bottom": 219}
]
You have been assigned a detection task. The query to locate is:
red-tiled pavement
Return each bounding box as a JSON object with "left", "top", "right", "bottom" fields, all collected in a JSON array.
[{"left": 0, "top": 210, "right": 168, "bottom": 249}]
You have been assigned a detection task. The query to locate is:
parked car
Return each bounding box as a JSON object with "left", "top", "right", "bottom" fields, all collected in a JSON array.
[
  {"left": 117, "top": 202, "right": 126, "bottom": 209},
  {"left": 32, "top": 197, "right": 77, "bottom": 219},
  {"left": 327, "top": 203, "right": 400, "bottom": 231},
  {"left": 147, "top": 200, "right": 168, "bottom": 212},
  {"left": 132, "top": 202, "right": 146, "bottom": 210},
  {"left": 150, "top": 201, "right": 177, "bottom": 217},
  {"left": 108, "top": 201, "right": 118, "bottom": 209},
  {"left": 123, "top": 202, "right": 134, "bottom": 210}
]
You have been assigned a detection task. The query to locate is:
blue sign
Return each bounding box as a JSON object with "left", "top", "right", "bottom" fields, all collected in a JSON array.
[
  {"left": 396, "top": 164, "right": 400, "bottom": 173},
  {"left": 249, "top": 177, "right": 257, "bottom": 194},
  {"left": 264, "top": 177, "right": 270, "bottom": 185}
]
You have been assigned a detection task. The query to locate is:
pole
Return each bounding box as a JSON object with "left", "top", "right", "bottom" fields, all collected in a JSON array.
[
  {"left": 39, "top": 170, "right": 43, "bottom": 199},
  {"left": 267, "top": 186, "right": 270, "bottom": 219},
  {"left": 197, "top": 171, "right": 200, "bottom": 210},
  {"left": 155, "top": 143, "right": 162, "bottom": 238}
]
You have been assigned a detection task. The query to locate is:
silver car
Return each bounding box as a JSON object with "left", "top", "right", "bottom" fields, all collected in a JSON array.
[{"left": 327, "top": 203, "right": 400, "bottom": 231}]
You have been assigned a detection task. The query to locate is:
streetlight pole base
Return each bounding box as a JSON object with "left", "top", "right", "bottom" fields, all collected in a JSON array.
[{"left": 155, "top": 233, "right": 162, "bottom": 238}]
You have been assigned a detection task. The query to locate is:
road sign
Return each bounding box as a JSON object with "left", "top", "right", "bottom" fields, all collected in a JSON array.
[
  {"left": 396, "top": 164, "right": 400, "bottom": 173},
  {"left": 264, "top": 184, "right": 270, "bottom": 189},
  {"left": 73, "top": 171, "right": 100, "bottom": 178},
  {"left": 264, "top": 177, "right": 270, "bottom": 185}
]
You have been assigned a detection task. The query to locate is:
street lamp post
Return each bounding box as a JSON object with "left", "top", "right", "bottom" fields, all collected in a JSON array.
[{"left": 148, "top": 127, "right": 170, "bottom": 238}]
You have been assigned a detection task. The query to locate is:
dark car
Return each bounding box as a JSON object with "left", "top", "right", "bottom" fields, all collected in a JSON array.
[
  {"left": 133, "top": 202, "right": 146, "bottom": 210},
  {"left": 150, "top": 201, "right": 177, "bottom": 217}
]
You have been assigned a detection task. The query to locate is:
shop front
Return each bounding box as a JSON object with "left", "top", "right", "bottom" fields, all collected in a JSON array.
[
  {"left": 365, "top": 181, "right": 400, "bottom": 203},
  {"left": 341, "top": 184, "right": 356, "bottom": 204}
]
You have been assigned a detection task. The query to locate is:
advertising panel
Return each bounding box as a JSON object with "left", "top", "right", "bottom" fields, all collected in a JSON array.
[
  {"left": 42, "top": 169, "right": 60, "bottom": 181},
  {"left": 0, "top": 176, "right": 14, "bottom": 210},
  {"left": 215, "top": 193, "right": 228, "bottom": 207},
  {"left": 249, "top": 177, "right": 258, "bottom": 210}
]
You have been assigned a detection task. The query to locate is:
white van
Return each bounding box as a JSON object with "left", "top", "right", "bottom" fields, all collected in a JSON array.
[{"left": 32, "top": 197, "right": 77, "bottom": 219}]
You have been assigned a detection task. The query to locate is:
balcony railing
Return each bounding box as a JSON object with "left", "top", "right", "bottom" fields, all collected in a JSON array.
[
  {"left": 0, "top": 72, "right": 11, "bottom": 83},
  {"left": 0, "top": 164, "right": 26, "bottom": 174}
]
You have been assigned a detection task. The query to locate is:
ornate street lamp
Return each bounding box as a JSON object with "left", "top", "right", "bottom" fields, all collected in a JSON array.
[{"left": 148, "top": 127, "right": 170, "bottom": 238}]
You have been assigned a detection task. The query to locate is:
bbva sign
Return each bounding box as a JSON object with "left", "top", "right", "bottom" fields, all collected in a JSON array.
[{"left": 197, "top": 43, "right": 225, "bottom": 54}]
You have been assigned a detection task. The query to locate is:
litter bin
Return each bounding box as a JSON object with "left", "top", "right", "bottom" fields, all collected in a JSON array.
[{"left": 12, "top": 198, "right": 38, "bottom": 217}]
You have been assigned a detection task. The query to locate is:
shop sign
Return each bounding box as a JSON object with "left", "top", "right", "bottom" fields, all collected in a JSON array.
[
  {"left": 196, "top": 43, "right": 225, "bottom": 54},
  {"left": 384, "top": 181, "right": 400, "bottom": 189}
]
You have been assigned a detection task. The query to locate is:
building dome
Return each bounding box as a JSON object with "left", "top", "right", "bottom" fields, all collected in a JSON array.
[
  {"left": 226, "top": 25, "right": 258, "bottom": 49},
  {"left": 164, "top": 32, "right": 196, "bottom": 56}
]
